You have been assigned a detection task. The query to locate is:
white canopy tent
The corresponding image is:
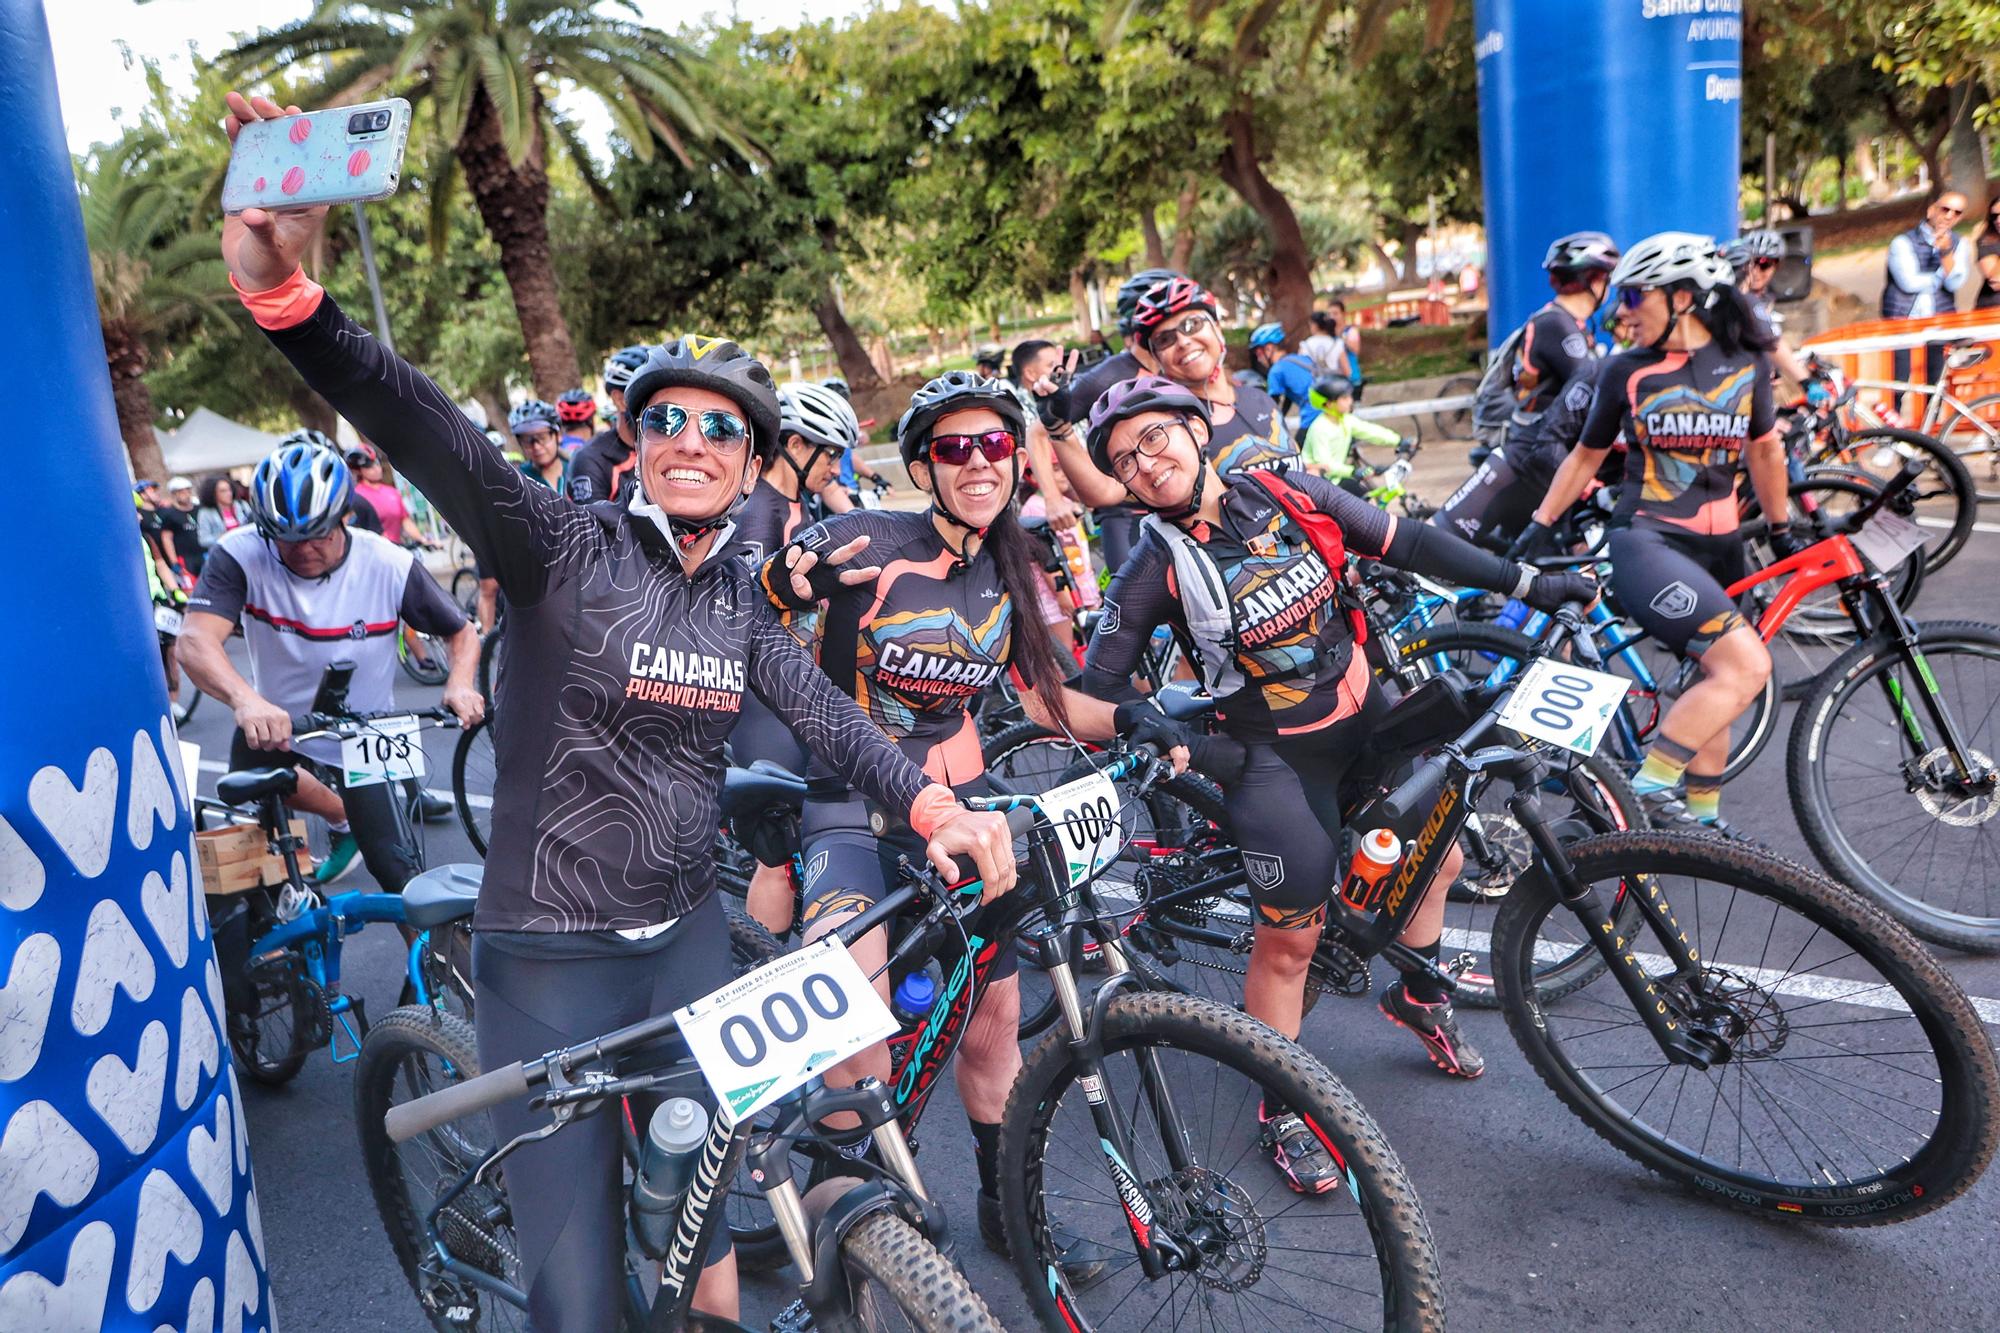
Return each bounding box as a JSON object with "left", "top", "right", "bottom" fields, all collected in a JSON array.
[{"left": 159, "top": 407, "right": 284, "bottom": 475}]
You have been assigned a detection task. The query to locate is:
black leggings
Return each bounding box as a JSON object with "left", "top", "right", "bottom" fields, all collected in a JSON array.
[
  {"left": 1431, "top": 451, "right": 1545, "bottom": 550},
  {"left": 228, "top": 729, "right": 423, "bottom": 893},
  {"left": 1607, "top": 524, "right": 1748, "bottom": 659},
  {"left": 472, "top": 897, "right": 734, "bottom": 1333},
  {"left": 1222, "top": 688, "right": 1390, "bottom": 930}
]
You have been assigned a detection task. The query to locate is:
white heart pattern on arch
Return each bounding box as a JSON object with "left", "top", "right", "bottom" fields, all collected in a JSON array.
[
  {"left": 0, "top": 813, "right": 43, "bottom": 912},
  {"left": 0, "top": 1099, "right": 100, "bottom": 1254},
  {"left": 0, "top": 1218, "right": 115, "bottom": 1330},
  {"left": 28, "top": 745, "right": 118, "bottom": 878},
  {"left": 222, "top": 1228, "right": 261, "bottom": 1333},
  {"left": 86, "top": 1018, "right": 169, "bottom": 1155},
  {"left": 72, "top": 897, "right": 157, "bottom": 1036},
  {"left": 0, "top": 932, "right": 60, "bottom": 1083},
  {"left": 161, "top": 713, "right": 192, "bottom": 810},
  {"left": 175, "top": 986, "right": 220, "bottom": 1111},
  {"left": 159, "top": 1275, "right": 216, "bottom": 1333},
  {"left": 128, "top": 1168, "right": 204, "bottom": 1313},
  {"left": 187, "top": 1093, "right": 234, "bottom": 1215},
  {"left": 128, "top": 726, "right": 180, "bottom": 852},
  {"left": 141, "top": 852, "right": 192, "bottom": 969}
]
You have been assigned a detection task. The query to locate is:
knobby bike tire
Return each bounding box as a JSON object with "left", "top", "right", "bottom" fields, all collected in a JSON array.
[
  {"left": 399, "top": 630, "right": 451, "bottom": 687},
  {"left": 1788, "top": 620, "right": 2000, "bottom": 952},
  {"left": 998, "top": 990, "right": 1445, "bottom": 1332},
  {"left": 452, "top": 719, "right": 495, "bottom": 859},
  {"left": 354, "top": 1006, "right": 521, "bottom": 1333},
  {"left": 1818, "top": 426, "right": 1976, "bottom": 574},
  {"left": 230, "top": 959, "right": 314, "bottom": 1087},
  {"left": 1433, "top": 375, "right": 1479, "bottom": 441},
  {"left": 800, "top": 1210, "right": 1003, "bottom": 1333},
  {"left": 1492, "top": 830, "right": 1998, "bottom": 1224}
]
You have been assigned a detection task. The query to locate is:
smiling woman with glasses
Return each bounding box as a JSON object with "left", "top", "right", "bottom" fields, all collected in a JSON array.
[{"left": 1125, "top": 277, "right": 1300, "bottom": 477}]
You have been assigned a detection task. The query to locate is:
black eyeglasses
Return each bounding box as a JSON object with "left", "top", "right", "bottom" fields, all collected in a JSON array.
[
  {"left": 1107, "top": 417, "right": 1191, "bottom": 482},
  {"left": 1145, "top": 312, "right": 1214, "bottom": 354},
  {"left": 638, "top": 403, "right": 750, "bottom": 453},
  {"left": 927, "top": 430, "right": 1017, "bottom": 466}
]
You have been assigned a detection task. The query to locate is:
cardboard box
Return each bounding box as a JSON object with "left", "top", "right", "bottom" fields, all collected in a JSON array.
[{"left": 196, "top": 820, "right": 314, "bottom": 895}]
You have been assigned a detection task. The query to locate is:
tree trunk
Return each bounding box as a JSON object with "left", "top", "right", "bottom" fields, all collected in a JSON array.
[
  {"left": 1942, "top": 83, "right": 1991, "bottom": 220},
  {"left": 1168, "top": 175, "right": 1200, "bottom": 273},
  {"left": 1397, "top": 221, "right": 1424, "bottom": 283},
  {"left": 456, "top": 86, "right": 581, "bottom": 398},
  {"left": 1835, "top": 154, "right": 1848, "bottom": 214},
  {"left": 812, "top": 278, "right": 882, "bottom": 391},
  {"left": 474, "top": 384, "right": 512, "bottom": 437},
  {"left": 1214, "top": 104, "right": 1315, "bottom": 336},
  {"left": 1139, "top": 210, "right": 1168, "bottom": 268},
  {"left": 102, "top": 320, "right": 166, "bottom": 483},
  {"left": 286, "top": 384, "right": 339, "bottom": 438},
  {"left": 1366, "top": 241, "right": 1399, "bottom": 290},
  {"left": 1069, "top": 264, "right": 1093, "bottom": 339},
  {"left": 1881, "top": 88, "right": 1951, "bottom": 197}
]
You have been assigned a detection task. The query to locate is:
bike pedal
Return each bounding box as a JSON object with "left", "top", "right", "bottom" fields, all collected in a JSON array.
[{"left": 769, "top": 1297, "right": 815, "bottom": 1333}]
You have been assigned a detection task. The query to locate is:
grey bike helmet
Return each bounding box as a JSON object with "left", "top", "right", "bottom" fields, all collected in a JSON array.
[
  {"left": 1544, "top": 231, "right": 1621, "bottom": 275},
  {"left": 896, "top": 370, "right": 1029, "bottom": 467},
  {"left": 602, "top": 345, "right": 650, "bottom": 396},
  {"left": 624, "top": 335, "right": 784, "bottom": 463},
  {"left": 1609, "top": 232, "right": 1736, "bottom": 294}
]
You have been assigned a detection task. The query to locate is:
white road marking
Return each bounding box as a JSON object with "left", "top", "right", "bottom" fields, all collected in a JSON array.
[
  {"left": 195, "top": 758, "right": 491, "bottom": 809},
  {"left": 1915, "top": 515, "right": 2000, "bottom": 534}
]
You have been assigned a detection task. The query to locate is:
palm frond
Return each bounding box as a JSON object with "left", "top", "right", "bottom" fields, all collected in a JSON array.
[{"left": 472, "top": 32, "right": 533, "bottom": 165}]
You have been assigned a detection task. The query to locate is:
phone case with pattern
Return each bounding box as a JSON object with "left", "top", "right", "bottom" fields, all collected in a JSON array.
[{"left": 221, "top": 100, "right": 412, "bottom": 214}]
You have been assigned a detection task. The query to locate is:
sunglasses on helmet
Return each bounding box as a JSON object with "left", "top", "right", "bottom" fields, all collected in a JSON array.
[
  {"left": 927, "top": 430, "right": 1018, "bottom": 466},
  {"left": 638, "top": 403, "right": 750, "bottom": 453}
]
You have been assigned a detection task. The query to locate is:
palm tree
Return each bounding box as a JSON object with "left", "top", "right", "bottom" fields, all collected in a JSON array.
[
  {"left": 224, "top": 1, "right": 746, "bottom": 397},
  {"left": 81, "top": 143, "right": 237, "bottom": 484}
]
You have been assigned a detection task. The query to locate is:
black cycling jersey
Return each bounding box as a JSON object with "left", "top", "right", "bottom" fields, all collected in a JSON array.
[
  {"left": 1513, "top": 301, "right": 1595, "bottom": 416},
  {"left": 729, "top": 478, "right": 817, "bottom": 777},
  {"left": 767, "top": 508, "right": 1018, "bottom": 790},
  {"left": 1082, "top": 472, "right": 1517, "bottom": 743},
  {"left": 1065, "top": 350, "right": 1144, "bottom": 424},
  {"left": 1581, "top": 341, "right": 1776, "bottom": 536},
  {"left": 1204, "top": 382, "right": 1297, "bottom": 477},
  {"left": 262, "top": 294, "right": 934, "bottom": 933},
  {"left": 566, "top": 427, "right": 639, "bottom": 506}
]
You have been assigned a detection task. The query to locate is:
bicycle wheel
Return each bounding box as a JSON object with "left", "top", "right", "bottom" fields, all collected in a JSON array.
[
  {"left": 770, "top": 1209, "right": 1003, "bottom": 1333},
  {"left": 1789, "top": 620, "right": 2000, "bottom": 952},
  {"left": 1816, "top": 426, "right": 1975, "bottom": 573},
  {"left": 451, "top": 566, "right": 481, "bottom": 618},
  {"left": 1432, "top": 375, "right": 1478, "bottom": 440},
  {"left": 229, "top": 953, "right": 318, "bottom": 1087},
  {"left": 1944, "top": 393, "right": 2000, "bottom": 486},
  {"left": 1492, "top": 830, "right": 1998, "bottom": 1224},
  {"left": 399, "top": 628, "right": 451, "bottom": 686},
  {"left": 982, "top": 720, "right": 1099, "bottom": 792},
  {"left": 452, "top": 719, "right": 497, "bottom": 858},
  {"left": 171, "top": 687, "right": 200, "bottom": 727},
  {"left": 999, "top": 991, "right": 1444, "bottom": 1331},
  {"left": 478, "top": 623, "right": 505, "bottom": 705},
  {"left": 356, "top": 1007, "right": 526, "bottom": 1332}
]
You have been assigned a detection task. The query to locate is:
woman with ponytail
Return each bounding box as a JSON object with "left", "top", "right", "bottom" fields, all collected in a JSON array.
[{"left": 762, "top": 369, "right": 1175, "bottom": 1272}]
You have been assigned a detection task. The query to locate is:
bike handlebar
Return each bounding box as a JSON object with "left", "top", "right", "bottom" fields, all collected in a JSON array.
[
  {"left": 292, "top": 706, "right": 457, "bottom": 740},
  {"left": 386, "top": 1058, "right": 530, "bottom": 1143}
]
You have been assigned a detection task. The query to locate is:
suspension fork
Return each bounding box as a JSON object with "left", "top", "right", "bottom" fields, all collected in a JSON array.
[
  {"left": 1509, "top": 789, "right": 1728, "bottom": 1068},
  {"left": 1861, "top": 582, "right": 1989, "bottom": 782}
]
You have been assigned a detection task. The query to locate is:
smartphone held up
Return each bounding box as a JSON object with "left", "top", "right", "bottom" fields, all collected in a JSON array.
[{"left": 220, "top": 99, "right": 412, "bottom": 214}]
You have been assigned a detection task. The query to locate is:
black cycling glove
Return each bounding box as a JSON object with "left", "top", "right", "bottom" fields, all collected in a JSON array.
[
  {"left": 1522, "top": 568, "right": 1598, "bottom": 613},
  {"left": 1508, "top": 520, "right": 1554, "bottom": 561},
  {"left": 1114, "top": 699, "right": 1196, "bottom": 756},
  {"left": 1767, "top": 522, "right": 1812, "bottom": 560},
  {"left": 1034, "top": 367, "right": 1074, "bottom": 429},
  {"left": 768, "top": 531, "right": 848, "bottom": 611}
]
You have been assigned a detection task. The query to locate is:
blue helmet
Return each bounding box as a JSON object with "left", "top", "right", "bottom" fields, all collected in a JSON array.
[
  {"left": 250, "top": 439, "right": 352, "bottom": 541},
  {"left": 1249, "top": 322, "right": 1287, "bottom": 350},
  {"left": 509, "top": 398, "right": 561, "bottom": 435}
]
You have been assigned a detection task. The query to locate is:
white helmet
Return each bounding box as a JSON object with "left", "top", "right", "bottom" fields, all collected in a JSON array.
[
  {"left": 777, "top": 380, "right": 861, "bottom": 453},
  {"left": 1608, "top": 232, "right": 1736, "bottom": 294}
]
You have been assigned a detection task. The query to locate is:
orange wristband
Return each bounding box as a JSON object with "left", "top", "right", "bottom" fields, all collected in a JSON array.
[
  {"left": 907, "top": 785, "right": 961, "bottom": 841},
  {"left": 230, "top": 268, "right": 325, "bottom": 330}
]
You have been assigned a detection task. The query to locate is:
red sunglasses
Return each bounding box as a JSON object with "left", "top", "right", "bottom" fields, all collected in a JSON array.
[{"left": 927, "top": 430, "right": 1018, "bottom": 466}]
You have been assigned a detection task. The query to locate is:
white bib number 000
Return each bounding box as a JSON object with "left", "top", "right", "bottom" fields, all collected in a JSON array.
[
  {"left": 339, "top": 715, "right": 427, "bottom": 788},
  {"left": 1038, "top": 769, "right": 1122, "bottom": 887},
  {"left": 1850, "top": 508, "right": 1929, "bottom": 574},
  {"left": 677, "top": 936, "right": 896, "bottom": 1125},
  {"left": 1497, "top": 658, "right": 1631, "bottom": 757}
]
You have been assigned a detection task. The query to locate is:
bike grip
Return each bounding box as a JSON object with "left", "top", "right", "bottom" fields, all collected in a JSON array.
[
  {"left": 385, "top": 1060, "right": 529, "bottom": 1144},
  {"left": 1377, "top": 754, "right": 1451, "bottom": 827},
  {"left": 1006, "top": 805, "right": 1037, "bottom": 839}
]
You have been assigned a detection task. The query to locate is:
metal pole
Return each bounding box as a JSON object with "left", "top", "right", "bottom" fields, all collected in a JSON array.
[
  {"left": 1764, "top": 132, "right": 1779, "bottom": 224},
  {"left": 352, "top": 202, "right": 395, "bottom": 352}
]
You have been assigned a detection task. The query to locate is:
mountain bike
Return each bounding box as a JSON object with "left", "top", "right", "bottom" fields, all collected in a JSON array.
[
  {"left": 199, "top": 702, "right": 468, "bottom": 1084},
  {"left": 1115, "top": 604, "right": 1998, "bottom": 1224},
  {"left": 718, "top": 760, "right": 1446, "bottom": 1331}
]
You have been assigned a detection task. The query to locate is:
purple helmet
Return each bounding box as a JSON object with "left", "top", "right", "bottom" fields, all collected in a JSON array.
[{"left": 1085, "top": 375, "right": 1210, "bottom": 476}]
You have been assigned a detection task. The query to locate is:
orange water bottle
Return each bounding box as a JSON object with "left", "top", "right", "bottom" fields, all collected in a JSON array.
[{"left": 1341, "top": 828, "right": 1402, "bottom": 911}]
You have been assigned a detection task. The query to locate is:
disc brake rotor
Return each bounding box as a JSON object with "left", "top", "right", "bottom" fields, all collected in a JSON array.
[
  {"left": 1674, "top": 967, "right": 1790, "bottom": 1059},
  {"left": 1909, "top": 746, "right": 2000, "bottom": 827},
  {"left": 1147, "top": 1165, "right": 1267, "bottom": 1292}
]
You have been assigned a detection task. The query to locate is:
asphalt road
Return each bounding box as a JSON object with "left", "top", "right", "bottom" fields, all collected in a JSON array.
[{"left": 185, "top": 516, "right": 2000, "bottom": 1332}]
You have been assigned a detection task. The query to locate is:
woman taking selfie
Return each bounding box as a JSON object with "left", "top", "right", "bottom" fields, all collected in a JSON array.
[{"left": 219, "top": 91, "right": 1016, "bottom": 1332}]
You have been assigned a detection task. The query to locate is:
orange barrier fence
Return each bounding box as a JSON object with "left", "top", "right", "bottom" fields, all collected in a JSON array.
[
  {"left": 1802, "top": 309, "right": 2000, "bottom": 429},
  {"left": 1352, "top": 298, "right": 1454, "bottom": 330}
]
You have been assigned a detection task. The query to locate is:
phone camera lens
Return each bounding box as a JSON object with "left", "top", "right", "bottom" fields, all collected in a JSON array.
[
  {"left": 347, "top": 112, "right": 368, "bottom": 135},
  {"left": 373, "top": 110, "right": 392, "bottom": 131}
]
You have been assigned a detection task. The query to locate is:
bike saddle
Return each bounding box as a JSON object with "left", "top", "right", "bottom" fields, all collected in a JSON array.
[
  {"left": 1153, "top": 680, "right": 1218, "bottom": 724},
  {"left": 720, "top": 764, "right": 808, "bottom": 822},
  {"left": 401, "top": 863, "right": 483, "bottom": 930},
  {"left": 215, "top": 767, "right": 298, "bottom": 806}
]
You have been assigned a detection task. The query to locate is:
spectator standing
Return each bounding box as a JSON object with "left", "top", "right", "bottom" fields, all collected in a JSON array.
[
  {"left": 196, "top": 474, "right": 252, "bottom": 547},
  {"left": 1883, "top": 191, "right": 1974, "bottom": 385},
  {"left": 1975, "top": 196, "right": 2000, "bottom": 311},
  {"left": 348, "top": 439, "right": 434, "bottom": 548},
  {"left": 1300, "top": 306, "right": 1364, "bottom": 393},
  {"left": 159, "top": 475, "right": 205, "bottom": 576}
]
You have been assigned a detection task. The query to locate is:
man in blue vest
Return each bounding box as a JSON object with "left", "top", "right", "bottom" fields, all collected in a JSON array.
[{"left": 1883, "top": 190, "right": 1974, "bottom": 386}]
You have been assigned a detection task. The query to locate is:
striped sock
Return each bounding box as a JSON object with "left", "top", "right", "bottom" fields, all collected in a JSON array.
[
  {"left": 1683, "top": 775, "right": 1722, "bottom": 823},
  {"left": 1632, "top": 736, "right": 1697, "bottom": 794}
]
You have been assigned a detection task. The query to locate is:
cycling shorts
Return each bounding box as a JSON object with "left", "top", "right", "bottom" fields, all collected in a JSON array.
[
  {"left": 1432, "top": 453, "right": 1543, "bottom": 550},
  {"left": 1607, "top": 524, "right": 1749, "bottom": 660},
  {"left": 797, "top": 791, "right": 1019, "bottom": 983},
  {"left": 225, "top": 728, "right": 423, "bottom": 894},
  {"left": 472, "top": 896, "right": 734, "bottom": 1333},
  {"left": 1221, "top": 686, "right": 1389, "bottom": 930}
]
